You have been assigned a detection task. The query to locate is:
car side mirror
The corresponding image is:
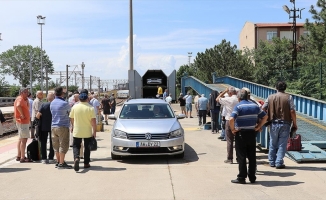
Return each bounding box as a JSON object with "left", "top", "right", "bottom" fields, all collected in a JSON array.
[
  {"left": 108, "top": 114, "right": 116, "bottom": 120},
  {"left": 177, "top": 114, "right": 186, "bottom": 119}
]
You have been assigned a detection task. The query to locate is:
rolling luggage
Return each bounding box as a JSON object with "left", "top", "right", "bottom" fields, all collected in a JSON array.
[{"left": 27, "top": 139, "right": 41, "bottom": 161}]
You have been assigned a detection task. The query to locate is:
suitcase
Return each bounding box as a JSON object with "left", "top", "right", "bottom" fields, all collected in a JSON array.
[
  {"left": 27, "top": 139, "right": 41, "bottom": 161},
  {"left": 287, "top": 134, "right": 302, "bottom": 151}
]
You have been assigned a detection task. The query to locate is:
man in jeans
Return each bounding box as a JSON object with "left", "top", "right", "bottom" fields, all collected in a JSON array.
[
  {"left": 263, "top": 81, "right": 297, "bottom": 169},
  {"left": 69, "top": 89, "right": 97, "bottom": 171},
  {"left": 216, "top": 87, "right": 238, "bottom": 164},
  {"left": 50, "top": 87, "right": 72, "bottom": 169},
  {"left": 35, "top": 93, "right": 55, "bottom": 164}
]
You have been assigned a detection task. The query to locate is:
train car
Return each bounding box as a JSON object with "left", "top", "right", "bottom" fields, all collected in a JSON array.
[
  {"left": 117, "top": 90, "right": 129, "bottom": 99},
  {"left": 0, "top": 97, "right": 16, "bottom": 107}
]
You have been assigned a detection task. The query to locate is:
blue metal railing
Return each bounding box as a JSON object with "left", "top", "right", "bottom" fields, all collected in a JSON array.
[
  {"left": 214, "top": 76, "right": 326, "bottom": 123},
  {"left": 181, "top": 75, "right": 213, "bottom": 97}
]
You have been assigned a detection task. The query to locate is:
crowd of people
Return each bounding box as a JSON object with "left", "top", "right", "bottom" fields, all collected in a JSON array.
[
  {"left": 13, "top": 87, "right": 116, "bottom": 172},
  {"left": 11, "top": 81, "right": 297, "bottom": 180},
  {"left": 174, "top": 81, "right": 297, "bottom": 184}
]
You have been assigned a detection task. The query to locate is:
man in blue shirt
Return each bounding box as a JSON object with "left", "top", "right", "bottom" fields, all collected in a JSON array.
[
  {"left": 50, "top": 87, "right": 72, "bottom": 169},
  {"left": 197, "top": 94, "right": 208, "bottom": 126},
  {"left": 229, "top": 89, "right": 268, "bottom": 184}
]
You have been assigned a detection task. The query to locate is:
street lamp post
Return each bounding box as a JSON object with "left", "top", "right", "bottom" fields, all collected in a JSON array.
[
  {"left": 37, "top": 15, "right": 46, "bottom": 92},
  {"left": 188, "top": 52, "right": 192, "bottom": 66},
  {"left": 90, "top": 75, "right": 92, "bottom": 92},
  {"left": 0, "top": 33, "right": 2, "bottom": 41},
  {"left": 81, "top": 62, "right": 85, "bottom": 90},
  {"left": 66, "top": 65, "right": 70, "bottom": 100},
  {"left": 282, "top": 0, "right": 304, "bottom": 69}
]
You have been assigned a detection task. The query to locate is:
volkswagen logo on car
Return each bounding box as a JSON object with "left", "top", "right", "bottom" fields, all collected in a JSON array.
[{"left": 145, "top": 133, "right": 151, "bottom": 140}]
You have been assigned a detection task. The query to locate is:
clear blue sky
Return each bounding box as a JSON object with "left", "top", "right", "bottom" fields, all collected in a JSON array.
[{"left": 0, "top": 0, "right": 314, "bottom": 86}]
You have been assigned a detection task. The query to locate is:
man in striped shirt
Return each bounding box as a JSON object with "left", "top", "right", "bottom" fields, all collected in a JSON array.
[
  {"left": 229, "top": 89, "right": 268, "bottom": 184},
  {"left": 50, "top": 87, "right": 72, "bottom": 169}
]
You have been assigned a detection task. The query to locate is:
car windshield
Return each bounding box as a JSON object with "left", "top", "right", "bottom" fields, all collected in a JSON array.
[{"left": 119, "top": 103, "right": 175, "bottom": 119}]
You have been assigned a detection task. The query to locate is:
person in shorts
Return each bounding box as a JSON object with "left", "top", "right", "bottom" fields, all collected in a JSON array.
[
  {"left": 183, "top": 92, "right": 193, "bottom": 118},
  {"left": 50, "top": 87, "right": 72, "bottom": 169},
  {"left": 178, "top": 93, "right": 186, "bottom": 115},
  {"left": 101, "top": 94, "right": 111, "bottom": 125},
  {"left": 14, "top": 88, "right": 32, "bottom": 163}
]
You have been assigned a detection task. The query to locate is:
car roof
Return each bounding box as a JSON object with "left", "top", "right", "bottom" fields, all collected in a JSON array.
[{"left": 124, "top": 98, "right": 168, "bottom": 105}]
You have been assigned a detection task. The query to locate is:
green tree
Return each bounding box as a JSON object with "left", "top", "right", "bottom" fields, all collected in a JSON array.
[
  {"left": 0, "top": 76, "right": 10, "bottom": 96},
  {"left": 249, "top": 37, "right": 293, "bottom": 86},
  {"left": 192, "top": 39, "right": 254, "bottom": 83},
  {"left": 0, "top": 45, "right": 54, "bottom": 88}
]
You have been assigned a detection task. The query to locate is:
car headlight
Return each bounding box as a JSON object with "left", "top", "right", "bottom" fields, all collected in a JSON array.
[
  {"left": 113, "top": 129, "right": 127, "bottom": 139},
  {"left": 169, "top": 129, "right": 183, "bottom": 138}
]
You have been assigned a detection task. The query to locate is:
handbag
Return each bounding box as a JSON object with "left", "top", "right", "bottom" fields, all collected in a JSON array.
[
  {"left": 287, "top": 134, "right": 302, "bottom": 151},
  {"left": 89, "top": 137, "right": 97, "bottom": 151}
]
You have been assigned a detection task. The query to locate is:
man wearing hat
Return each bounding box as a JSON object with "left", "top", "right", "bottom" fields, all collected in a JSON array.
[{"left": 69, "top": 89, "right": 96, "bottom": 171}]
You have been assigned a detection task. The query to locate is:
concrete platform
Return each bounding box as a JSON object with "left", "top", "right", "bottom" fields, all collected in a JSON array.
[{"left": 1, "top": 104, "right": 326, "bottom": 200}]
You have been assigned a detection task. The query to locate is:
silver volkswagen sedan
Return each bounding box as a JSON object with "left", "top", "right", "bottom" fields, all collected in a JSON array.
[{"left": 109, "top": 98, "right": 185, "bottom": 160}]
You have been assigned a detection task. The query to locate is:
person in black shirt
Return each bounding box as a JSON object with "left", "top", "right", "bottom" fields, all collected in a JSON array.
[
  {"left": 35, "top": 93, "right": 55, "bottom": 164},
  {"left": 178, "top": 93, "right": 186, "bottom": 115},
  {"left": 101, "top": 94, "right": 110, "bottom": 125}
]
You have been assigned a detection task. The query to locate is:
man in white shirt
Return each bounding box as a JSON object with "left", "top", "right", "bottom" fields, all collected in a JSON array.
[
  {"left": 32, "top": 91, "right": 43, "bottom": 138},
  {"left": 183, "top": 92, "right": 193, "bottom": 118},
  {"left": 165, "top": 93, "right": 172, "bottom": 104},
  {"left": 90, "top": 93, "right": 101, "bottom": 124},
  {"left": 216, "top": 87, "right": 238, "bottom": 164}
]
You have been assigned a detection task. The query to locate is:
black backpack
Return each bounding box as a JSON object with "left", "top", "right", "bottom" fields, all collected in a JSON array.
[{"left": 27, "top": 139, "right": 41, "bottom": 161}]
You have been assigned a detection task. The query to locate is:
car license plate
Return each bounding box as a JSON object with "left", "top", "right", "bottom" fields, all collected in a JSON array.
[{"left": 136, "top": 141, "right": 160, "bottom": 147}]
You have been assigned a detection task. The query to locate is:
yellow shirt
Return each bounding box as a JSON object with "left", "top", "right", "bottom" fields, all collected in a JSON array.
[
  {"left": 69, "top": 102, "right": 96, "bottom": 138},
  {"left": 157, "top": 87, "right": 163, "bottom": 95}
]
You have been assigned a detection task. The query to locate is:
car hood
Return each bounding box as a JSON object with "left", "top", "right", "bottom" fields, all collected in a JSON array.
[{"left": 115, "top": 119, "right": 181, "bottom": 133}]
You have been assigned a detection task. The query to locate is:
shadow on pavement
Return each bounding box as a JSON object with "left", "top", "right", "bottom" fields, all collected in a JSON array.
[
  {"left": 78, "top": 166, "right": 126, "bottom": 174},
  {"left": 90, "top": 157, "right": 116, "bottom": 162},
  {"left": 0, "top": 168, "right": 31, "bottom": 173},
  {"left": 256, "top": 171, "right": 296, "bottom": 177},
  {"left": 256, "top": 180, "right": 304, "bottom": 187},
  {"left": 117, "top": 143, "right": 199, "bottom": 165}
]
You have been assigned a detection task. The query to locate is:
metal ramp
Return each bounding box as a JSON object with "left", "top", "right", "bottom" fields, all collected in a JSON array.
[{"left": 286, "top": 142, "right": 326, "bottom": 163}]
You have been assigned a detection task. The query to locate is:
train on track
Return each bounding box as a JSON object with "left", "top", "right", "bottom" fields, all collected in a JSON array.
[{"left": 0, "top": 97, "right": 16, "bottom": 107}]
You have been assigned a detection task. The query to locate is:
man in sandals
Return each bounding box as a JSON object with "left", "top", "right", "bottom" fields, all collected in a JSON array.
[
  {"left": 69, "top": 89, "right": 97, "bottom": 172},
  {"left": 14, "top": 88, "right": 32, "bottom": 163},
  {"left": 50, "top": 87, "right": 72, "bottom": 169}
]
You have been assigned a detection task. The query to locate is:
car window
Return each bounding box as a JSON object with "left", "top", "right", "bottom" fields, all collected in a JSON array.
[{"left": 119, "top": 103, "right": 175, "bottom": 119}]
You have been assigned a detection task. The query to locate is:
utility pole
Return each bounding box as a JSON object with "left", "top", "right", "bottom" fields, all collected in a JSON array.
[
  {"left": 98, "top": 78, "right": 100, "bottom": 94},
  {"left": 320, "top": 63, "right": 323, "bottom": 100},
  {"left": 283, "top": 1, "right": 304, "bottom": 69},
  {"left": 66, "top": 65, "right": 69, "bottom": 100},
  {"left": 129, "top": 0, "right": 133, "bottom": 71},
  {"left": 90, "top": 75, "right": 92, "bottom": 92},
  {"left": 81, "top": 62, "right": 85, "bottom": 89},
  {"left": 188, "top": 52, "right": 192, "bottom": 66}
]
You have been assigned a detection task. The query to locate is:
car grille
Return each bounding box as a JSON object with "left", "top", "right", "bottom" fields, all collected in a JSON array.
[{"left": 127, "top": 133, "right": 169, "bottom": 140}]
